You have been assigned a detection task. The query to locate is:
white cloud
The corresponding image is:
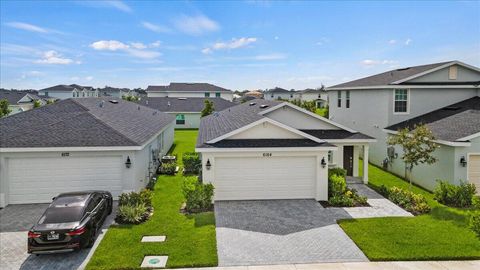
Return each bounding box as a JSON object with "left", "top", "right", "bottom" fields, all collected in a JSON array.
[
  {"left": 89, "top": 40, "right": 161, "bottom": 59},
  {"left": 90, "top": 40, "right": 130, "bottom": 51},
  {"left": 85, "top": 76, "right": 94, "bottom": 81},
  {"left": 316, "top": 37, "right": 331, "bottom": 46},
  {"left": 274, "top": 36, "right": 279, "bottom": 40},
  {"left": 141, "top": 21, "right": 171, "bottom": 33},
  {"left": 104, "top": 1, "right": 132, "bottom": 12},
  {"left": 389, "top": 39, "right": 397, "bottom": 44},
  {"left": 361, "top": 59, "right": 398, "bottom": 67},
  {"left": 6, "top": 22, "right": 49, "bottom": 33},
  {"left": 405, "top": 38, "right": 412, "bottom": 45},
  {"left": 130, "top": 42, "right": 147, "bottom": 49},
  {"left": 174, "top": 14, "right": 219, "bottom": 35},
  {"left": 35, "top": 50, "right": 74, "bottom": 65},
  {"left": 150, "top": 41, "right": 161, "bottom": 48},
  {"left": 202, "top": 37, "right": 257, "bottom": 54}
]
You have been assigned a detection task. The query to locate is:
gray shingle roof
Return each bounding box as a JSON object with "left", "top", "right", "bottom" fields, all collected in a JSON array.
[
  {"left": 39, "top": 84, "right": 93, "bottom": 92},
  {"left": 385, "top": 97, "right": 480, "bottom": 142},
  {"left": 265, "top": 87, "right": 290, "bottom": 93},
  {"left": 146, "top": 83, "right": 231, "bottom": 93},
  {"left": 328, "top": 61, "right": 453, "bottom": 89},
  {"left": 204, "top": 139, "right": 334, "bottom": 148},
  {"left": 0, "top": 97, "right": 174, "bottom": 148},
  {"left": 0, "top": 89, "right": 30, "bottom": 104},
  {"left": 137, "top": 97, "right": 235, "bottom": 113},
  {"left": 301, "top": 130, "right": 374, "bottom": 140}
]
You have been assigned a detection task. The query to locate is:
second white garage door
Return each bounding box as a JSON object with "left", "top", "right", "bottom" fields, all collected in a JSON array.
[
  {"left": 469, "top": 155, "right": 480, "bottom": 193},
  {"left": 7, "top": 156, "right": 123, "bottom": 204},
  {"left": 214, "top": 156, "right": 316, "bottom": 200}
]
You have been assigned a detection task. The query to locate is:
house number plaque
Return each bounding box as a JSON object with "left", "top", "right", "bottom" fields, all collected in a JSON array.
[{"left": 263, "top": 153, "right": 272, "bottom": 157}]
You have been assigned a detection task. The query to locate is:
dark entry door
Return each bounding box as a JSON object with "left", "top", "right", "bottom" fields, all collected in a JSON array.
[{"left": 343, "top": 146, "right": 354, "bottom": 176}]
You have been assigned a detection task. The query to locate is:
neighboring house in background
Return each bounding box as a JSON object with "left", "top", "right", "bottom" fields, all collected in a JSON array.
[
  {"left": 0, "top": 97, "right": 175, "bottom": 207},
  {"left": 196, "top": 99, "right": 374, "bottom": 201},
  {"left": 264, "top": 87, "right": 295, "bottom": 100},
  {"left": 384, "top": 97, "right": 480, "bottom": 191},
  {"left": 38, "top": 84, "right": 99, "bottom": 99},
  {"left": 0, "top": 89, "right": 46, "bottom": 115},
  {"left": 146, "top": 83, "right": 234, "bottom": 101},
  {"left": 138, "top": 97, "right": 235, "bottom": 129},
  {"left": 98, "top": 86, "right": 135, "bottom": 98},
  {"left": 244, "top": 90, "right": 264, "bottom": 99},
  {"left": 327, "top": 60, "right": 480, "bottom": 191},
  {"left": 296, "top": 88, "right": 328, "bottom": 107}
]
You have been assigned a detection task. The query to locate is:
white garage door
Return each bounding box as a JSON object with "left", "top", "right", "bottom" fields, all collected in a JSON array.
[
  {"left": 7, "top": 156, "right": 123, "bottom": 204},
  {"left": 214, "top": 156, "right": 316, "bottom": 200},
  {"left": 469, "top": 155, "right": 480, "bottom": 193}
]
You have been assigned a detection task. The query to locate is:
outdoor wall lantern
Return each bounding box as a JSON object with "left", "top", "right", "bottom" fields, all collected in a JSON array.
[
  {"left": 206, "top": 159, "right": 212, "bottom": 170},
  {"left": 460, "top": 156, "right": 467, "bottom": 167},
  {"left": 125, "top": 156, "right": 132, "bottom": 168},
  {"left": 321, "top": 157, "right": 327, "bottom": 168}
]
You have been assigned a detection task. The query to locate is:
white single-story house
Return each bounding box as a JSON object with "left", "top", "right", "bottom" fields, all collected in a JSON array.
[
  {"left": 384, "top": 97, "right": 480, "bottom": 191},
  {"left": 146, "top": 83, "right": 234, "bottom": 101},
  {"left": 196, "top": 100, "right": 375, "bottom": 201},
  {"left": 0, "top": 98, "right": 174, "bottom": 207},
  {"left": 137, "top": 97, "right": 235, "bottom": 129},
  {"left": 0, "top": 89, "right": 47, "bottom": 115}
]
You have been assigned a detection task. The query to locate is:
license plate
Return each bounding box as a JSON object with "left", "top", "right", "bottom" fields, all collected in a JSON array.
[{"left": 47, "top": 233, "right": 59, "bottom": 240}]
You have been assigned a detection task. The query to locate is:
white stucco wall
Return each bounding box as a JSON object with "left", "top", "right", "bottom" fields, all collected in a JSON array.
[
  {"left": 266, "top": 106, "right": 339, "bottom": 130},
  {"left": 169, "top": 112, "right": 201, "bottom": 129},
  {"left": 264, "top": 92, "right": 295, "bottom": 100}
]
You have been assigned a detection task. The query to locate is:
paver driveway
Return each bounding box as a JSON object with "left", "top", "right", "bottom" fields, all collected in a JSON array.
[
  {"left": 215, "top": 199, "right": 369, "bottom": 266},
  {"left": 0, "top": 203, "right": 116, "bottom": 270}
]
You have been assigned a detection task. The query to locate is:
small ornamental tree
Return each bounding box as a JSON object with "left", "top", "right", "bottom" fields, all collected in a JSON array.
[
  {"left": 387, "top": 124, "right": 438, "bottom": 189},
  {"left": 33, "top": 100, "right": 41, "bottom": 108},
  {"left": 0, "top": 99, "right": 11, "bottom": 117},
  {"left": 201, "top": 99, "right": 215, "bottom": 117}
]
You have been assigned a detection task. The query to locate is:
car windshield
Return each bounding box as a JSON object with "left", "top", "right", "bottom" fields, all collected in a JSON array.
[{"left": 39, "top": 194, "right": 89, "bottom": 224}]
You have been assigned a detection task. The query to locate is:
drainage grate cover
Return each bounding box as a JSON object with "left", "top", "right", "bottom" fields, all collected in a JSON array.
[
  {"left": 141, "top": 256, "right": 168, "bottom": 268},
  {"left": 141, "top": 236, "right": 166, "bottom": 242}
]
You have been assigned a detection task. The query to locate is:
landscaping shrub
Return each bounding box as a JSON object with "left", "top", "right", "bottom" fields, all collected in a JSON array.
[
  {"left": 473, "top": 196, "right": 480, "bottom": 210},
  {"left": 470, "top": 212, "right": 480, "bottom": 238},
  {"left": 378, "top": 184, "right": 390, "bottom": 198},
  {"left": 329, "top": 195, "right": 354, "bottom": 207},
  {"left": 160, "top": 162, "right": 177, "bottom": 175},
  {"left": 329, "top": 174, "right": 347, "bottom": 197},
  {"left": 388, "top": 187, "right": 431, "bottom": 215},
  {"left": 116, "top": 189, "right": 153, "bottom": 224},
  {"left": 182, "top": 177, "right": 214, "bottom": 213},
  {"left": 183, "top": 152, "right": 201, "bottom": 174},
  {"left": 328, "top": 167, "right": 347, "bottom": 179},
  {"left": 116, "top": 203, "right": 148, "bottom": 224},
  {"left": 434, "top": 180, "right": 476, "bottom": 208},
  {"left": 146, "top": 177, "right": 157, "bottom": 190}
]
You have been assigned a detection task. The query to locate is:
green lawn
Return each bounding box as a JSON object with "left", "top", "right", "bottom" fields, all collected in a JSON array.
[
  {"left": 87, "top": 130, "right": 218, "bottom": 269},
  {"left": 339, "top": 160, "right": 480, "bottom": 261}
]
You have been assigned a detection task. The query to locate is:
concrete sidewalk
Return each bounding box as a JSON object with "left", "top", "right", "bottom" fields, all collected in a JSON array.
[{"left": 177, "top": 260, "right": 479, "bottom": 270}]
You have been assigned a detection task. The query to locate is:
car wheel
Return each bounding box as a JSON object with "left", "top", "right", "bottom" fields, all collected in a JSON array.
[{"left": 86, "top": 227, "right": 96, "bottom": 248}]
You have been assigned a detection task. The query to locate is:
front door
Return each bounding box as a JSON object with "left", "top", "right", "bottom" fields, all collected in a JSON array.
[{"left": 343, "top": 146, "right": 354, "bottom": 176}]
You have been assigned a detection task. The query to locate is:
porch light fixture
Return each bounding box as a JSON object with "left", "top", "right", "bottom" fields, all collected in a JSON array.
[
  {"left": 321, "top": 157, "right": 327, "bottom": 168},
  {"left": 205, "top": 159, "right": 212, "bottom": 170},
  {"left": 125, "top": 156, "right": 132, "bottom": 168},
  {"left": 460, "top": 156, "right": 467, "bottom": 167}
]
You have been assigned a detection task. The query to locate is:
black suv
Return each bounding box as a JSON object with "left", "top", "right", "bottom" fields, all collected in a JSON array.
[{"left": 28, "top": 191, "right": 113, "bottom": 254}]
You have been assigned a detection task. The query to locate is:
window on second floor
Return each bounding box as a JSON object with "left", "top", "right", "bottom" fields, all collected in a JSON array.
[
  {"left": 205, "top": 92, "right": 210, "bottom": 97},
  {"left": 337, "top": 91, "right": 342, "bottom": 107},
  {"left": 215, "top": 92, "right": 221, "bottom": 98},
  {"left": 394, "top": 89, "right": 409, "bottom": 113},
  {"left": 346, "top": 90, "right": 350, "bottom": 108},
  {"left": 72, "top": 92, "right": 76, "bottom": 97},
  {"left": 176, "top": 114, "right": 185, "bottom": 125}
]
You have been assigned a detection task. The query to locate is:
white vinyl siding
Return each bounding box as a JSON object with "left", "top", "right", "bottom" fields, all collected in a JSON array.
[{"left": 213, "top": 156, "right": 316, "bottom": 200}]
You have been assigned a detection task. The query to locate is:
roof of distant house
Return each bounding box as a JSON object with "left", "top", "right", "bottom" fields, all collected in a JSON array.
[
  {"left": 385, "top": 96, "right": 480, "bottom": 142},
  {"left": 328, "top": 61, "right": 480, "bottom": 89},
  {"left": 98, "top": 87, "right": 131, "bottom": 94},
  {"left": 0, "top": 97, "right": 174, "bottom": 148},
  {"left": 265, "top": 87, "right": 291, "bottom": 93},
  {"left": 39, "top": 84, "right": 94, "bottom": 92},
  {"left": 0, "top": 89, "right": 44, "bottom": 104},
  {"left": 137, "top": 97, "right": 235, "bottom": 113},
  {"left": 146, "top": 83, "right": 232, "bottom": 93}
]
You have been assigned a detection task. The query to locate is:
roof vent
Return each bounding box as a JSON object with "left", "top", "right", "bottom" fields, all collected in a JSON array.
[
  {"left": 249, "top": 102, "right": 256, "bottom": 106},
  {"left": 213, "top": 112, "right": 219, "bottom": 117},
  {"left": 109, "top": 100, "right": 118, "bottom": 104},
  {"left": 153, "top": 111, "right": 157, "bottom": 115},
  {"left": 99, "top": 100, "right": 105, "bottom": 108},
  {"left": 167, "top": 101, "right": 171, "bottom": 106},
  {"left": 260, "top": 104, "right": 269, "bottom": 109},
  {"left": 145, "top": 100, "right": 149, "bottom": 105},
  {"left": 178, "top": 98, "right": 187, "bottom": 100}
]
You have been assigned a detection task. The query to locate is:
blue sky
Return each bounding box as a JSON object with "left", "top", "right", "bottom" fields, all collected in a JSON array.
[{"left": 1, "top": 0, "right": 479, "bottom": 90}]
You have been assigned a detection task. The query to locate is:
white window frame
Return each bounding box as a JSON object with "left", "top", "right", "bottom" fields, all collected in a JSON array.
[
  {"left": 337, "top": 91, "right": 342, "bottom": 108},
  {"left": 393, "top": 88, "right": 410, "bottom": 115},
  {"left": 346, "top": 90, "right": 350, "bottom": 108}
]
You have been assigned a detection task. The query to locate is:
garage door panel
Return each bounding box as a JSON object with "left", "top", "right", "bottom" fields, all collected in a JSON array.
[
  {"left": 214, "top": 156, "right": 316, "bottom": 200},
  {"left": 7, "top": 156, "right": 123, "bottom": 204},
  {"left": 469, "top": 155, "right": 480, "bottom": 193}
]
